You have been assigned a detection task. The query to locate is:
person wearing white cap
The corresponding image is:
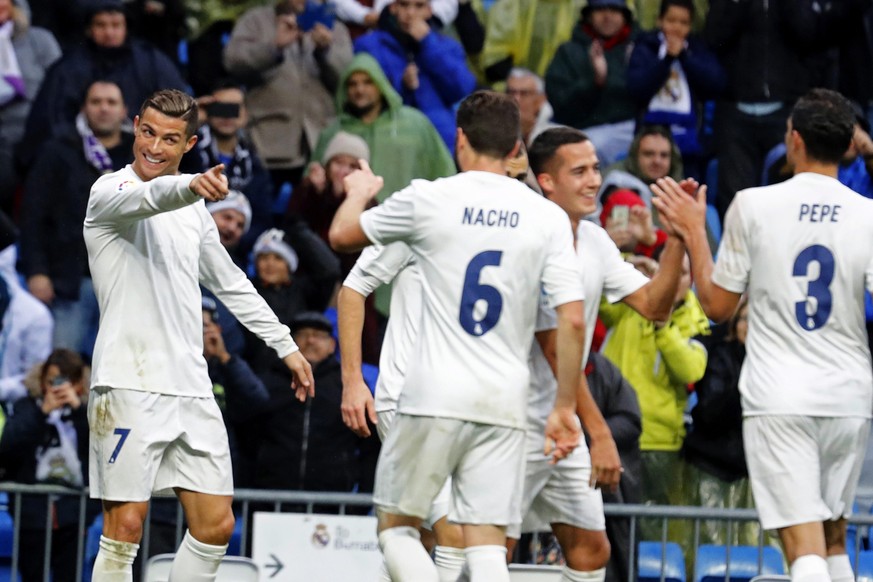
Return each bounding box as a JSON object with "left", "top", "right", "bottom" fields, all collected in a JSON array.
[{"left": 206, "top": 190, "right": 253, "bottom": 264}]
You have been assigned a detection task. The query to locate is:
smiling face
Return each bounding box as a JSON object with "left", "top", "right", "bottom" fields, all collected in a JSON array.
[
  {"left": 131, "top": 107, "right": 197, "bottom": 182},
  {"left": 256, "top": 252, "right": 291, "bottom": 285},
  {"left": 211, "top": 209, "right": 246, "bottom": 249},
  {"left": 538, "top": 140, "right": 602, "bottom": 223}
]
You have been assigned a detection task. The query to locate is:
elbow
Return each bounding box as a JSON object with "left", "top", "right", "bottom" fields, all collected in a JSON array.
[{"left": 328, "top": 226, "right": 353, "bottom": 253}]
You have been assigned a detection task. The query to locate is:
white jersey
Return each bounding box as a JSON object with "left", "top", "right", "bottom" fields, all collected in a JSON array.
[
  {"left": 84, "top": 166, "right": 297, "bottom": 397},
  {"left": 713, "top": 172, "right": 873, "bottom": 417},
  {"left": 343, "top": 242, "right": 419, "bottom": 412},
  {"left": 360, "top": 171, "right": 584, "bottom": 429},
  {"left": 526, "top": 221, "right": 648, "bottom": 438}
]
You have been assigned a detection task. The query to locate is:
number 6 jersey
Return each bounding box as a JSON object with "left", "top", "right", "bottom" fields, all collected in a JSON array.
[
  {"left": 359, "top": 171, "right": 585, "bottom": 429},
  {"left": 713, "top": 172, "right": 873, "bottom": 417}
]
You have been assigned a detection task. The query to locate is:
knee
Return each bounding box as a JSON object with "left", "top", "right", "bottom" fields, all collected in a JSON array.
[
  {"left": 191, "top": 510, "right": 235, "bottom": 546},
  {"left": 104, "top": 512, "right": 145, "bottom": 544},
  {"left": 564, "top": 532, "right": 610, "bottom": 571}
]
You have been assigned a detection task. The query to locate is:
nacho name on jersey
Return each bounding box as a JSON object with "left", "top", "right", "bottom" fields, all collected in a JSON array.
[{"left": 462, "top": 206, "right": 520, "bottom": 228}]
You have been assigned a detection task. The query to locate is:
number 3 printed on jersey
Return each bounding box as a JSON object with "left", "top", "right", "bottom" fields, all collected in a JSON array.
[
  {"left": 460, "top": 250, "right": 504, "bottom": 336},
  {"left": 792, "top": 244, "right": 835, "bottom": 331}
]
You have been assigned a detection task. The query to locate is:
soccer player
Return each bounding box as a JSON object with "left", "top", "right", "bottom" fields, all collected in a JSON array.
[
  {"left": 84, "top": 89, "right": 313, "bottom": 582},
  {"left": 652, "top": 88, "right": 873, "bottom": 582},
  {"left": 508, "top": 127, "right": 689, "bottom": 582},
  {"left": 329, "top": 90, "right": 586, "bottom": 581},
  {"left": 339, "top": 243, "right": 468, "bottom": 581}
]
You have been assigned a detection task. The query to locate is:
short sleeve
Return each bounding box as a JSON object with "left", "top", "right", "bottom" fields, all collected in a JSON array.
[
  {"left": 535, "top": 292, "right": 558, "bottom": 332},
  {"left": 541, "top": 204, "right": 585, "bottom": 307},
  {"left": 593, "top": 227, "right": 649, "bottom": 303},
  {"left": 360, "top": 184, "right": 418, "bottom": 246},
  {"left": 712, "top": 191, "right": 752, "bottom": 294},
  {"left": 343, "top": 242, "right": 415, "bottom": 296}
]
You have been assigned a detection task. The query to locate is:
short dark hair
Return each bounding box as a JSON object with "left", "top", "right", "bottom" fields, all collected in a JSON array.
[
  {"left": 139, "top": 89, "right": 199, "bottom": 139},
  {"left": 456, "top": 91, "right": 519, "bottom": 159},
  {"left": 635, "top": 123, "right": 675, "bottom": 146},
  {"left": 659, "top": 0, "right": 694, "bottom": 18},
  {"left": 528, "top": 126, "right": 590, "bottom": 176},
  {"left": 790, "top": 88, "right": 855, "bottom": 164},
  {"left": 41, "top": 349, "right": 86, "bottom": 386}
]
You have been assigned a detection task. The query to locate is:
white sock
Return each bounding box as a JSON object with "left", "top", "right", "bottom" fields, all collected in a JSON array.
[
  {"left": 434, "top": 545, "right": 466, "bottom": 582},
  {"left": 562, "top": 566, "right": 607, "bottom": 582},
  {"left": 168, "top": 530, "right": 228, "bottom": 582},
  {"left": 827, "top": 554, "right": 854, "bottom": 582},
  {"left": 378, "top": 559, "right": 393, "bottom": 581},
  {"left": 465, "top": 545, "right": 510, "bottom": 582},
  {"left": 92, "top": 535, "right": 139, "bottom": 582},
  {"left": 378, "top": 526, "right": 439, "bottom": 582},
  {"left": 791, "top": 555, "right": 831, "bottom": 582}
]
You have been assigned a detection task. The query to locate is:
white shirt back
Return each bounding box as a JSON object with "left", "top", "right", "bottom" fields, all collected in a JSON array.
[
  {"left": 343, "top": 242, "right": 419, "bottom": 412},
  {"left": 360, "top": 171, "right": 584, "bottom": 429},
  {"left": 713, "top": 173, "right": 873, "bottom": 417},
  {"left": 527, "top": 221, "right": 649, "bottom": 437}
]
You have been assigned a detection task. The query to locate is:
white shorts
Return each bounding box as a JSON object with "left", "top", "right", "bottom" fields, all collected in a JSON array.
[
  {"left": 89, "top": 387, "right": 233, "bottom": 501},
  {"left": 506, "top": 438, "right": 605, "bottom": 539},
  {"left": 376, "top": 409, "right": 451, "bottom": 527},
  {"left": 744, "top": 415, "right": 870, "bottom": 530},
  {"left": 374, "top": 413, "right": 525, "bottom": 526}
]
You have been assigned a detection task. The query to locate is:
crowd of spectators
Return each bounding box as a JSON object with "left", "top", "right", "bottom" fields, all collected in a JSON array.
[{"left": 0, "top": 0, "right": 873, "bottom": 574}]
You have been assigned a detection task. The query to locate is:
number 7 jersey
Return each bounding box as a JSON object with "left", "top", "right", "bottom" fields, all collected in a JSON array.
[
  {"left": 713, "top": 172, "right": 873, "bottom": 417},
  {"left": 359, "top": 171, "right": 585, "bottom": 429}
]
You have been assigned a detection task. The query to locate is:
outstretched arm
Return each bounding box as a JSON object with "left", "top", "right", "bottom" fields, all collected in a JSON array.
[{"left": 651, "top": 177, "right": 741, "bottom": 322}]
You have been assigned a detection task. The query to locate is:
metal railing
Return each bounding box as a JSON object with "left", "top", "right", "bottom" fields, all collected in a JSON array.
[{"left": 4, "top": 482, "right": 873, "bottom": 581}]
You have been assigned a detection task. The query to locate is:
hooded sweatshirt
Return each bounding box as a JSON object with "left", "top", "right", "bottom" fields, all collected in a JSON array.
[{"left": 311, "top": 53, "right": 456, "bottom": 203}]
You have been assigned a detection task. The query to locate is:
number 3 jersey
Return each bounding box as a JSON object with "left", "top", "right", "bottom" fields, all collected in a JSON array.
[
  {"left": 360, "top": 171, "right": 585, "bottom": 429},
  {"left": 714, "top": 172, "right": 873, "bottom": 417}
]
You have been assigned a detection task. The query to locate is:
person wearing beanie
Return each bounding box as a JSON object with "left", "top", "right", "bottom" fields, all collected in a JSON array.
[
  {"left": 286, "top": 130, "right": 374, "bottom": 278},
  {"left": 207, "top": 190, "right": 253, "bottom": 254},
  {"left": 253, "top": 228, "right": 300, "bottom": 284},
  {"left": 545, "top": 0, "right": 638, "bottom": 166}
]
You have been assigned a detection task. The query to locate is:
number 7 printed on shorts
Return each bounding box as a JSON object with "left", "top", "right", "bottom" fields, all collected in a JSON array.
[{"left": 109, "top": 428, "right": 131, "bottom": 464}]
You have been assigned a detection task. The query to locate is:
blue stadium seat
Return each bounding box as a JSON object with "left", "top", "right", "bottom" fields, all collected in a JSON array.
[
  {"left": 694, "top": 544, "right": 784, "bottom": 582},
  {"left": 227, "top": 517, "right": 243, "bottom": 556},
  {"left": 704, "top": 159, "right": 718, "bottom": 207},
  {"left": 0, "top": 563, "right": 20, "bottom": 582},
  {"left": 706, "top": 204, "right": 721, "bottom": 247},
  {"left": 638, "top": 541, "right": 686, "bottom": 582},
  {"left": 854, "top": 550, "right": 873, "bottom": 578},
  {"left": 0, "top": 510, "right": 12, "bottom": 559}
]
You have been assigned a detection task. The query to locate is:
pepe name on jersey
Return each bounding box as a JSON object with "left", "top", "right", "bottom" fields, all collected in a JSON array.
[
  {"left": 462, "top": 206, "right": 520, "bottom": 228},
  {"left": 799, "top": 203, "right": 841, "bottom": 223}
]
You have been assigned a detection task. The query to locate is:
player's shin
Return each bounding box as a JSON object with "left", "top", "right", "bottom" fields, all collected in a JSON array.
[
  {"left": 379, "top": 526, "right": 439, "bottom": 581},
  {"left": 92, "top": 535, "right": 139, "bottom": 581},
  {"left": 464, "top": 545, "right": 510, "bottom": 582},
  {"left": 167, "top": 530, "right": 228, "bottom": 582},
  {"left": 434, "top": 545, "right": 466, "bottom": 581}
]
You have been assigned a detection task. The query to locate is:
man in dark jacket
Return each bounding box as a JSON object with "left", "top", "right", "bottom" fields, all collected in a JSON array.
[
  {"left": 250, "top": 311, "right": 378, "bottom": 507},
  {"left": 17, "top": 0, "right": 186, "bottom": 171},
  {"left": 19, "top": 79, "right": 133, "bottom": 357}
]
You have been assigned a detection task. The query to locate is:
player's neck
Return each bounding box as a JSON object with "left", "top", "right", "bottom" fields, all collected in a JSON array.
[
  {"left": 792, "top": 157, "right": 838, "bottom": 179},
  {"left": 459, "top": 154, "right": 506, "bottom": 175}
]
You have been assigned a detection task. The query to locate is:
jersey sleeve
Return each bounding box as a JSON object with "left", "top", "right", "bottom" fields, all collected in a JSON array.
[
  {"left": 712, "top": 191, "right": 752, "bottom": 294},
  {"left": 593, "top": 226, "right": 649, "bottom": 303},
  {"left": 542, "top": 204, "right": 585, "bottom": 307},
  {"left": 197, "top": 208, "right": 298, "bottom": 359},
  {"left": 85, "top": 173, "right": 200, "bottom": 225},
  {"left": 535, "top": 290, "right": 558, "bottom": 333},
  {"left": 359, "top": 184, "right": 419, "bottom": 246},
  {"left": 343, "top": 242, "right": 415, "bottom": 297}
]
